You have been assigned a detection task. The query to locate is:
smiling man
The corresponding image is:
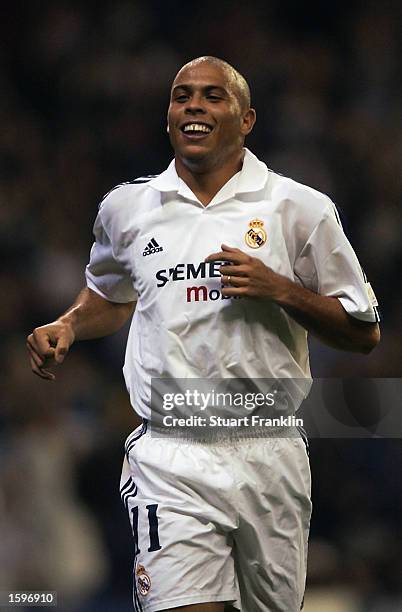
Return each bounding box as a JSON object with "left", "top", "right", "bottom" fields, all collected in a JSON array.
[
  {"left": 168, "top": 58, "right": 255, "bottom": 183},
  {"left": 27, "top": 57, "right": 380, "bottom": 612}
]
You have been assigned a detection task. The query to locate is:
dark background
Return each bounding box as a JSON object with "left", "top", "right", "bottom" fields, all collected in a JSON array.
[{"left": 1, "top": 1, "right": 401, "bottom": 610}]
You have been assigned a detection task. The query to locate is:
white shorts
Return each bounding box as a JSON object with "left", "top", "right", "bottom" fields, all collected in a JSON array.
[{"left": 120, "top": 423, "right": 312, "bottom": 612}]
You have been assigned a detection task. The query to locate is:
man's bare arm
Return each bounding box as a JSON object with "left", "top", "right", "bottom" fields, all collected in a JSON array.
[
  {"left": 27, "top": 287, "right": 136, "bottom": 380},
  {"left": 271, "top": 278, "right": 380, "bottom": 353},
  {"left": 206, "top": 244, "right": 380, "bottom": 354}
]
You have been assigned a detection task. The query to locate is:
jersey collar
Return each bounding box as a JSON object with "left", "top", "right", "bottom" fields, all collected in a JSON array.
[{"left": 148, "top": 148, "right": 269, "bottom": 196}]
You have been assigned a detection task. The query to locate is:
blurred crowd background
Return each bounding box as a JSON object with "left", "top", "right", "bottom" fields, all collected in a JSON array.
[{"left": 1, "top": 1, "right": 401, "bottom": 610}]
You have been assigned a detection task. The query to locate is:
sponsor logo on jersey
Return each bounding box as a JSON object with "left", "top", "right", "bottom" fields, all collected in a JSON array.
[
  {"left": 136, "top": 564, "right": 151, "bottom": 596},
  {"left": 155, "top": 261, "right": 242, "bottom": 302},
  {"left": 156, "top": 261, "right": 223, "bottom": 287},
  {"left": 143, "top": 238, "right": 163, "bottom": 256},
  {"left": 186, "top": 285, "right": 237, "bottom": 302},
  {"left": 245, "top": 218, "right": 267, "bottom": 249}
]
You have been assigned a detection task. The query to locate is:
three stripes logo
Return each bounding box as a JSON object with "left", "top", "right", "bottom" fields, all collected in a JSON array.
[
  {"left": 143, "top": 238, "right": 163, "bottom": 257},
  {"left": 120, "top": 475, "right": 137, "bottom": 510}
]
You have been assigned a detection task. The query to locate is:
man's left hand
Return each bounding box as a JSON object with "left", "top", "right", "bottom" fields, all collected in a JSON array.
[{"left": 205, "top": 244, "right": 289, "bottom": 300}]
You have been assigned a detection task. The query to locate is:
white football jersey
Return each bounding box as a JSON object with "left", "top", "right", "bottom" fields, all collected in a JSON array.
[{"left": 86, "top": 149, "right": 379, "bottom": 420}]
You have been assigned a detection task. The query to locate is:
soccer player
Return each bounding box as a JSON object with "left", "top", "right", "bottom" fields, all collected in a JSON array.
[{"left": 27, "top": 57, "right": 380, "bottom": 611}]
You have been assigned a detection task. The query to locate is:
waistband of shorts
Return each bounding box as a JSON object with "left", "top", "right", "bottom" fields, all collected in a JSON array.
[{"left": 146, "top": 422, "right": 303, "bottom": 444}]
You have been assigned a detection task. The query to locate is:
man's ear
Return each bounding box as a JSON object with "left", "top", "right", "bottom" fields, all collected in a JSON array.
[{"left": 241, "top": 108, "right": 256, "bottom": 136}]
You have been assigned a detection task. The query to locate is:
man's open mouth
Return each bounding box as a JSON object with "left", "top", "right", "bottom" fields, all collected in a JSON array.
[{"left": 180, "top": 122, "right": 213, "bottom": 136}]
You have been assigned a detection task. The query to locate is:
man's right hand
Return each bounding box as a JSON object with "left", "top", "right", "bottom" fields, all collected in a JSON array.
[
  {"left": 27, "top": 288, "right": 136, "bottom": 380},
  {"left": 26, "top": 320, "right": 75, "bottom": 380}
]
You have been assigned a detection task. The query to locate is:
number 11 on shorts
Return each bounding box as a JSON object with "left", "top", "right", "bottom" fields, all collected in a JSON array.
[{"left": 131, "top": 504, "right": 162, "bottom": 553}]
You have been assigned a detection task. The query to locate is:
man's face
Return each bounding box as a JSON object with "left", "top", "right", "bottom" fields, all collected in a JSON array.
[{"left": 167, "top": 62, "right": 254, "bottom": 170}]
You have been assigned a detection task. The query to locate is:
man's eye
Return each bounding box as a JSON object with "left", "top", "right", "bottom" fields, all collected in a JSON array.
[
  {"left": 207, "top": 95, "right": 222, "bottom": 101},
  {"left": 175, "top": 95, "right": 189, "bottom": 102}
]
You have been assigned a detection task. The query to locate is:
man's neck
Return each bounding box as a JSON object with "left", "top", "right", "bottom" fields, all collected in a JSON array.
[{"left": 175, "top": 150, "right": 245, "bottom": 206}]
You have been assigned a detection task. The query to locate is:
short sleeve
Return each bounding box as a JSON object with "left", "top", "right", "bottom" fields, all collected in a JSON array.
[
  {"left": 294, "top": 205, "right": 379, "bottom": 322},
  {"left": 85, "top": 212, "right": 137, "bottom": 303}
]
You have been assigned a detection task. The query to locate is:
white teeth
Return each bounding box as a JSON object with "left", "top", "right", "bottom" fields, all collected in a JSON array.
[{"left": 183, "top": 124, "right": 211, "bottom": 133}]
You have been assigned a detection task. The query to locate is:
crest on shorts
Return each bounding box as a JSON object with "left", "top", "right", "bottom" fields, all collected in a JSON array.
[
  {"left": 245, "top": 219, "right": 267, "bottom": 249},
  {"left": 136, "top": 564, "right": 151, "bottom": 596}
]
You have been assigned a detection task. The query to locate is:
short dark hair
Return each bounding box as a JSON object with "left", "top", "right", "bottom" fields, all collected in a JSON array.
[{"left": 178, "top": 56, "right": 251, "bottom": 112}]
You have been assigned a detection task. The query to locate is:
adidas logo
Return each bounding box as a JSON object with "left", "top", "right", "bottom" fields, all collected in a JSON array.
[{"left": 143, "top": 238, "right": 163, "bottom": 256}]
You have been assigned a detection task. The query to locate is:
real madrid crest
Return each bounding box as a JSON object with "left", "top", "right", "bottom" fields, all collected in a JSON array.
[
  {"left": 245, "top": 219, "right": 267, "bottom": 249},
  {"left": 136, "top": 564, "right": 151, "bottom": 596}
]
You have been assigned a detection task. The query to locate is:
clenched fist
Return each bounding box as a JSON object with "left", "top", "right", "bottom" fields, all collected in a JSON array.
[{"left": 26, "top": 320, "right": 75, "bottom": 380}]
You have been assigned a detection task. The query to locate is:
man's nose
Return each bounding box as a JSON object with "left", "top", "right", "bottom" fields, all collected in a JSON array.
[{"left": 185, "top": 95, "right": 206, "bottom": 114}]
